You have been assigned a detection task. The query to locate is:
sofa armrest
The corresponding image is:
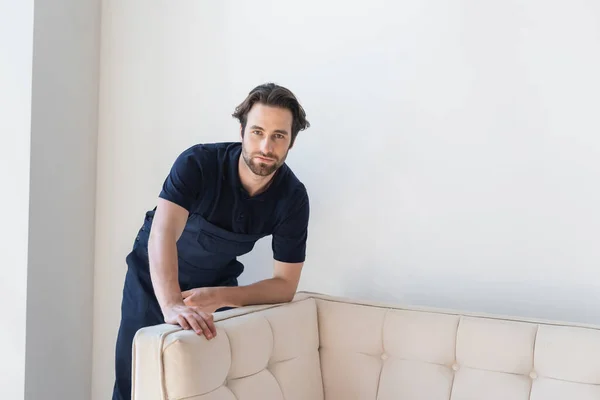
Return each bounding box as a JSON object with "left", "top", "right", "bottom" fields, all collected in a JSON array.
[
  {"left": 132, "top": 296, "right": 322, "bottom": 400},
  {"left": 131, "top": 324, "right": 181, "bottom": 400}
]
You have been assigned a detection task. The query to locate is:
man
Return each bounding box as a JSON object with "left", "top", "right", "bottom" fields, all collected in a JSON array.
[{"left": 112, "top": 83, "right": 310, "bottom": 400}]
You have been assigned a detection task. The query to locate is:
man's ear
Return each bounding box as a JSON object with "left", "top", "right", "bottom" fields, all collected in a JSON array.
[{"left": 239, "top": 124, "right": 244, "bottom": 140}]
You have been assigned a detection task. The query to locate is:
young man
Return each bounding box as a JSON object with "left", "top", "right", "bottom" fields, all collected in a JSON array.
[{"left": 112, "top": 83, "right": 310, "bottom": 400}]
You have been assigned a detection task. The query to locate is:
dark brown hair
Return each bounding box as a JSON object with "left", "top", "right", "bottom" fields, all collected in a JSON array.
[{"left": 232, "top": 83, "right": 310, "bottom": 147}]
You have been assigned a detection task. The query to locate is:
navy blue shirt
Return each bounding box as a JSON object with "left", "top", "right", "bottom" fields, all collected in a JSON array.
[{"left": 158, "top": 142, "right": 309, "bottom": 263}]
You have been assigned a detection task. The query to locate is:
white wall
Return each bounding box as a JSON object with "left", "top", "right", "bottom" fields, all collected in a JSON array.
[
  {"left": 0, "top": 0, "right": 100, "bottom": 398},
  {"left": 94, "top": 1, "right": 600, "bottom": 398},
  {"left": 0, "top": 0, "right": 34, "bottom": 397}
]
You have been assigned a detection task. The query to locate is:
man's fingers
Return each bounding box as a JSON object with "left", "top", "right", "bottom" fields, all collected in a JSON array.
[
  {"left": 208, "top": 320, "right": 217, "bottom": 337},
  {"left": 193, "top": 313, "right": 212, "bottom": 339},
  {"left": 181, "top": 290, "right": 190, "bottom": 298},
  {"left": 177, "top": 315, "right": 191, "bottom": 330},
  {"left": 184, "top": 313, "right": 204, "bottom": 335},
  {"left": 200, "top": 312, "right": 217, "bottom": 337},
  {"left": 170, "top": 307, "right": 216, "bottom": 340}
]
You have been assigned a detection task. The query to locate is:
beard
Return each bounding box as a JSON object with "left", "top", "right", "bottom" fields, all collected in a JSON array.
[{"left": 242, "top": 147, "right": 286, "bottom": 177}]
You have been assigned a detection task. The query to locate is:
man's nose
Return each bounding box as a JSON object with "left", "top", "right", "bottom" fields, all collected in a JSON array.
[{"left": 260, "top": 137, "right": 273, "bottom": 154}]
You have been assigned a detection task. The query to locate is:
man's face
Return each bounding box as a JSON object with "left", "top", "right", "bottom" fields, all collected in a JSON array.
[{"left": 241, "top": 103, "right": 293, "bottom": 177}]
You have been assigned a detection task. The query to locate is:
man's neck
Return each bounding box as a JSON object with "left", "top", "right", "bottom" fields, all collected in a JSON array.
[{"left": 238, "top": 156, "right": 275, "bottom": 197}]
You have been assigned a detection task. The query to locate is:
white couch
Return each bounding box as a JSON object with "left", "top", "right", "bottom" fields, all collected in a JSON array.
[{"left": 132, "top": 291, "right": 600, "bottom": 400}]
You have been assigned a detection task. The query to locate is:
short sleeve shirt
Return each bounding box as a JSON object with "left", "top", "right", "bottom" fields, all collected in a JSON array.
[{"left": 157, "top": 142, "right": 309, "bottom": 263}]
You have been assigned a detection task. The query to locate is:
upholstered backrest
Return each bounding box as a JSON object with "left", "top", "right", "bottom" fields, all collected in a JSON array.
[
  {"left": 133, "top": 293, "right": 600, "bottom": 400},
  {"left": 316, "top": 298, "right": 600, "bottom": 400},
  {"left": 132, "top": 298, "right": 323, "bottom": 400}
]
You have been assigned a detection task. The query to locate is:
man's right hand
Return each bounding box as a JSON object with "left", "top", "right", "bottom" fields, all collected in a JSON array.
[{"left": 163, "top": 304, "right": 217, "bottom": 339}]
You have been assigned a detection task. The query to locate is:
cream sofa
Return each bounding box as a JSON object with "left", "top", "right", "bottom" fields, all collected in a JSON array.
[{"left": 132, "top": 291, "right": 600, "bottom": 400}]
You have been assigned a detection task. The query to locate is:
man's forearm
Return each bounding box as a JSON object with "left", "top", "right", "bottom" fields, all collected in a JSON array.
[
  {"left": 148, "top": 232, "right": 183, "bottom": 312},
  {"left": 218, "top": 278, "right": 296, "bottom": 309}
]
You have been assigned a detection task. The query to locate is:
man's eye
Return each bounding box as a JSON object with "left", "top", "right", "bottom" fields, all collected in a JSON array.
[
  {"left": 275, "top": 134, "right": 284, "bottom": 139},
  {"left": 253, "top": 130, "right": 262, "bottom": 135}
]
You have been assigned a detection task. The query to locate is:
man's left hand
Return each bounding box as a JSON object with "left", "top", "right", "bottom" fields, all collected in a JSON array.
[{"left": 182, "top": 287, "right": 223, "bottom": 314}]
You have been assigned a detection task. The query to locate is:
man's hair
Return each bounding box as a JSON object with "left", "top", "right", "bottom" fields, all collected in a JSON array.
[{"left": 232, "top": 83, "right": 310, "bottom": 147}]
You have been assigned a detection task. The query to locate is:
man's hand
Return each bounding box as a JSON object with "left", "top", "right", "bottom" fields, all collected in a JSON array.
[
  {"left": 163, "top": 304, "right": 217, "bottom": 339},
  {"left": 182, "top": 287, "right": 223, "bottom": 314}
]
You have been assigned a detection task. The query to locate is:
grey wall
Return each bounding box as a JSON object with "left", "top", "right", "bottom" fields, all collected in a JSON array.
[{"left": 24, "top": 0, "right": 100, "bottom": 398}]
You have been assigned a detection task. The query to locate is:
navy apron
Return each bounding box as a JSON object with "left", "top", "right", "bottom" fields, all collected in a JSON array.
[{"left": 112, "top": 210, "right": 265, "bottom": 400}]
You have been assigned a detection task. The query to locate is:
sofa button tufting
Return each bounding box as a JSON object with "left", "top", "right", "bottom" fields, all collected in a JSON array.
[
  {"left": 381, "top": 353, "right": 389, "bottom": 360},
  {"left": 529, "top": 371, "right": 538, "bottom": 380},
  {"left": 451, "top": 363, "right": 460, "bottom": 372}
]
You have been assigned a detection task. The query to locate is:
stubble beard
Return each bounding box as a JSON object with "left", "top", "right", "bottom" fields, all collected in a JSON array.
[{"left": 242, "top": 147, "right": 286, "bottom": 177}]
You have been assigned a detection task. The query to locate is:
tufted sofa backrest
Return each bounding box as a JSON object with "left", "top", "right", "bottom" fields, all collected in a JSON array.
[
  {"left": 316, "top": 297, "right": 600, "bottom": 400},
  {"left": 132, "top": 293, "right": 600, "bottom": 400}
]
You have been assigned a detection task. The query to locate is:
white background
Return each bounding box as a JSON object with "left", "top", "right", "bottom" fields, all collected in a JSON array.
[
  {"left": 2, "top": 1, "right": 599, "bottom": 398},
  {"left": 1, "top": 0, "right": 33, "bottom": 397},
  {"left": 94, "top": 1, "right": 600, "bottom": 398}
]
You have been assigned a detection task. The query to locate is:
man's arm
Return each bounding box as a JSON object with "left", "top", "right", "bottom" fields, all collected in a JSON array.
[
  {"left": 148, "top": 198, "right": 188, "bottom": 310},
  {"left": 182, "top": 260, "right": 303, "bottom": 312},
  {"left": 221, "top": 260, "right": 303, "bottom": 307},
  {"left": 149, "top": 198, "right": 217, "bottom": 338}
]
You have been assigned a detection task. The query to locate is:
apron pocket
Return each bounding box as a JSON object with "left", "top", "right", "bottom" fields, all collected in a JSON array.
[{"left": 196, "top": 229, "right": 256, "bottom": 256}]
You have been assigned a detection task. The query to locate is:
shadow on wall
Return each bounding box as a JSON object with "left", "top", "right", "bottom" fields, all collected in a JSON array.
[{"left": 341, "top": 267, "right": 600, "bottom": 325}]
